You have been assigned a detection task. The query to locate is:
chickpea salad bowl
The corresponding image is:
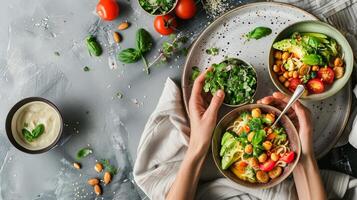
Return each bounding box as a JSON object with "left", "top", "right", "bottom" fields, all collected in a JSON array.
[
  {"left": 212, "top": 104, "right": 301, "bottom": 189},
  {"left": 268, "top": 20, "right": 353, "bottom": 101}
]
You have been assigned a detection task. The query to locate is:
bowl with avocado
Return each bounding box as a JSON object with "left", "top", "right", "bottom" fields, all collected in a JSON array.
[{"left": 268, "top": 20, "right": 353, "bottom": 100}]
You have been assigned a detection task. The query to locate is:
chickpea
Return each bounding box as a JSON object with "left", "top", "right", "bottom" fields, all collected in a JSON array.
[
  {"left": 283, "top": 71, "right": 289, "bottom": 79},
  {"left": 292, "top": 71, "right": 299, "bottom": 78},
  {"left": 312, "top": 65, "right": 319, "bottom": 72},
  {"left": 247, "top": 132, "right": 255, "bottom": 142},
  {"left": 245, "top": 144, "right": 253, "bottom": 154},
  {"left": 262, "top": 141, "right": 272, "bottom": 151},
  {"left": 251, "top": 108, "right": 262, "bottom": 118},
  {"left": 273, "top": 64, "right": 280, "bottom": 73},
  {"left": 265, "top": 113, "right": 275, "bottom": 123},
  {"left": 282, "top": 52, "right": 290, "bottom": 60},
  {"left": 274, "top": 51, "right": 282, "bottom": 60},
  {"left": 267, "top": 128, "right": 273, "bottom": 134},
  {"left": 271, "top": 153, "right": 279, "bottom": 161},
  {"left": 268, "top": 167, "right": 283, "bottom": 179},
  {"left": 258, "top": 153, "right": 268, "bottom": 163},
  {"left": 284, "top": 81, "right": 290, "bottom": 88},
  {"left": 249, "top": 157, "right": 259, "bottom": 169},
  {"left": 279, "top": 76, "right": 286, "bottom": 83},
  {"left": 256, "top": 170, "right": 269, "bottom": 183},
  {"left": 334, "top": 67, "right": 344, "bottom": 79},
  {"left": 275, "top": 60, "right": 283, "bottom": 67},
  {"left": 334, "top": 57, "right": 343, "bottom": 68},
  {"left": 288, "top": 71, "right": 293, "bottom": 77}
]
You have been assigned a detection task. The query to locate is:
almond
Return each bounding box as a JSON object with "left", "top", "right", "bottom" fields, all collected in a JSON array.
[
  {"left": 113, "top": 32, "right": 121, "bottom": 43},
  {"left": 103, "top": 171, "right": 112, "bottom": 185},
  {"left": 73, "top": 162, "right": 81, "bottom": 170},
  {"left": 94, "top": 163, "right": 103, "bottom": 172},
  {"left": 87, "top": 178, "right": 99, "bottom": 186},
  {"left": 94, "top": 184, "right": 101, "bottom": 196},
  {"left": 118, "top": 22, "right": 129, "bottom": 30}
]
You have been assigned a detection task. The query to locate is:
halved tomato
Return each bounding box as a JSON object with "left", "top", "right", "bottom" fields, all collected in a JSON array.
[
  {"left": 259, "top": 160, "right": 276, "bottom": 172},
  {"left": 317, "top": 67, "right": 335, "bottom": 84},
  {"left": 306, "top": 78, "right": 325, "bottom": 94},
  {"left": 280, "top": 151, "right": 295, "bottom": 163},
  {"left": 289, "top": 78, "right": 301, "bottom": 92}
]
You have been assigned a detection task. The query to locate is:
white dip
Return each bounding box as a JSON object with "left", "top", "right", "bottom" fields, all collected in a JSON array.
[{"left": 11, "top": 101, "right": 61, "bottom": 150}]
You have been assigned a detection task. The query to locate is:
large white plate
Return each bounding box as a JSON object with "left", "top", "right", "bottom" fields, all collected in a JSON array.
[{"left": 182, "top": 2, "right": 351, "bottom": 158}]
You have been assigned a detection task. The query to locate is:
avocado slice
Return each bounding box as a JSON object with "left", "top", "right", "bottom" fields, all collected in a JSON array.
[
  {"left": 221, "top": 142, "right": 241, "bottom": 170},
  {"left": 221, "top": 132, "right": 234, "bottom": 146},
  {"left": 273, "top": 39, "right": 309, "bottom": 58},
  {"left": 220, "top": 137, "right": 236, "bottom": 157}
]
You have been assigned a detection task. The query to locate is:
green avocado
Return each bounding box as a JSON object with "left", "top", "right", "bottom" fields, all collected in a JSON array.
[
  {"left": 220, "top": 137, "right": 236, "bottom": 157},
  {"left": 273, "top": 38, "right": 309, "bottom": 58},
  {"left": 221, "top": 143, "right": 241, "bottom": 170}
]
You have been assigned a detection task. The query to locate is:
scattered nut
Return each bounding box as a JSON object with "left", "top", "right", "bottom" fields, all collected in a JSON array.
[
  {"left": 87, "top": 178, "right": 99, "bottom": 186},
  {"left": 73, "top": 162, "right": 81, "bottom": 170},
  {"left": 113, "top": 32, "right": 121, "bottom": 43},
  {"left": 104, "top": 172, "right": 112, "bottom": 185},
  {"left": 117, "top": 22, "right": 129, "bottom": 30},
  {"left": 95, "top": 163, "right": 103, "bottom": 172},
  {"left": 94, "top": 184, "right": 102, "bottom": 196}
]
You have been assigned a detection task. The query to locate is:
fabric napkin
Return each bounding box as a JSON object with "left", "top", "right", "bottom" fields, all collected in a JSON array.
[{"left": 133, "top": 78, "right": 357, "bottom": 200}]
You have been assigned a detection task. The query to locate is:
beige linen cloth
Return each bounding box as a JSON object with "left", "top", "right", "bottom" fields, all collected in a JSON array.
[{"left": 133, "top": 78, "right": 357, "bottom": 200}]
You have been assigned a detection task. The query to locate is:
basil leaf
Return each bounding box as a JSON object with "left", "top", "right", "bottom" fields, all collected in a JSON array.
[
  {"left": 136, "top": 28, "right": 153, "bottom": 54},
  {"left": 206, "top": 47, "right": 219, "bottom": 56},
  {"left": 32, "top": 124, "right": 45, "bottom": 138},
  {"left": 22, "top": 128, "right": 33, "bottom": 142},
  {"left": 118, "top": 48, "right": 141, "bottom": 63},
  {"left": 246, "top": 27, "right": 272, "bottom": 40},
  {"left": 76, "top": 147, "right": 93, "bottom": 160},
  {"left": 86, "top": 35, "right": 102, "bottom": 56}
]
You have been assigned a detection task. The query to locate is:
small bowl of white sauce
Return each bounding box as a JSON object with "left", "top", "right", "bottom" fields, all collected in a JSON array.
[{"left": 5, "top": 97, "right": 63, "bottom": 154}]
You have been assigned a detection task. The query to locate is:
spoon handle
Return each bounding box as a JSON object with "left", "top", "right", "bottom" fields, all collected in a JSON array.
[{"left": 271, "top": 85, "right": 305, "bottom": 128}]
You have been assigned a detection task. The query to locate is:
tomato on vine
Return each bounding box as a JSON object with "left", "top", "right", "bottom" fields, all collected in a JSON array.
[{"left": 154, "top": 15, "right": 178, "bottom": 35}]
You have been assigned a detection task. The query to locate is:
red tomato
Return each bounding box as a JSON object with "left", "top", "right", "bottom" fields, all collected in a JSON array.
[
  {"left": 259, "top": 160, "right": 276, "bottom": 172},
  {"left": 280, "top": 151, "right": 295, "bottom": 163},
  {"left": 318, "top": 67, "right": 335, "bottom": 84},
  {"left": 306, "top": 78, "right": 325, "bottom": 94},
  {"left": 175, "top": 0, "right": 197, "bottom": 20},
  {"left": 289, "top": 78, "right": 301, "bottom": 92},
  {"left": 243, "top": 125, "right": 250, "bottom": 133},
  {"left": 96, "top": 0, "right": 119, "bottom": 21},
  {"left": 154, "top": 15, "right": 177, "bottom": 35}
]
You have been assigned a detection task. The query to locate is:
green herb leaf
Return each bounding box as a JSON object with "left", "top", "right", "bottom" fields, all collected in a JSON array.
[
  {"left": 206, "top": 47, "right": 219, "bottom": 56},
  {"left": 116, "top": 91, "right": 124, "bottom": 99},
  {"left": 86, "top": 35, "right": 102, "bottom": 56},
  {"left": 83, "top": 66, "right": 90, "bottom": 72},
  {"left": 301, "top": 54, "right": 323, "bottom": 65},
  {"left": 76, "top": 147, "right": 93, "bottom": 160},
  {"left": 138, "top": 0, "right": 175, "bottom": 15},
  {"left": 118, "top": 48, "right": 141, "bottom": 63},
  {"left": 136, "top": 28, "right": 153, "bottom": 54},
  {"left": 246, "top": 27, "right": 272, "bottom": 40},
  {"left": 54, "top": 51, "right": 60, "bottom": 56},
  {"left": 32, "top": 124, "right": 45, "bottom": 138},
  {"left": 101, "top": 159, "right": 118, "bottom": 175},
  {"left": 191, "top": 66, "right": 200, "bottom": 82},
  {"left": 22, "top": 128, "right": 33, "bottom": 142}
]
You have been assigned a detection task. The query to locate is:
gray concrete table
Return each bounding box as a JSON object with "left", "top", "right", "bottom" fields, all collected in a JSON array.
[{"left": 0, "top": 0, "right": 247, "bottom": 199}]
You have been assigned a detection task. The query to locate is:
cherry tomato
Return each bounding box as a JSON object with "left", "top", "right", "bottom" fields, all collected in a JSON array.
[
  {"left": 243, "top": 125, "right": 250, "bottom": 133},
  {"left": 317, "top": 67, "right": 335, "bottom": 84},
  {"left": 306, "top": 78, "right": 325, "bottom": 94},
  {"left": 280, "top": 151, "right": 295, "bottom": 163},
  {"left": 289, "top": 78, "right": 301, "bottom": 92},
  {"left": 154, "top": 15, "right": 177, "bottom": 35},
  {"left": 175, "top": 0, "right": 197, "bottom": 20},
  {"left": 259, "top": 160, "right": 276, "bottom": 172},
  {"left": 96, "top": 0, "right": 119, "bottom": 21}
]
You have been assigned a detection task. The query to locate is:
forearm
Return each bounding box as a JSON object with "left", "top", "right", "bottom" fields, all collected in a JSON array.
[
  {"left": 166, "top": 145, "right": 207, "bottom": 200},
  {"left": 293, "top": 154, "right": 326, "bottom": 200}
]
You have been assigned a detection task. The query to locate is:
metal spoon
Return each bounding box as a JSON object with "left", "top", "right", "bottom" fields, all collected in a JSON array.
[{"left": 271, "top": 85, "right": 305, "bottom": 129}]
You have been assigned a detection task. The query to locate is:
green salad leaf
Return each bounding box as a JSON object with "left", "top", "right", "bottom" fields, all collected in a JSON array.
[
  {"left": 191, "top": 66, "right": 200, "bottom": 82},
  {"left": 101, "top": 159, "right": 119, "bottom": 175},
  {"left": 206, "top": 47, "right": 219, "bottom": 56},
  {"left": 138, "top": 0, "right": 175, "bottom": 15},
  {"left": 203, "top": 58, "right": 257, "bottom": 105}
]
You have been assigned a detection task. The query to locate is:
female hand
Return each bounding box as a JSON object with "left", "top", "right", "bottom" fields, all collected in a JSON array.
[
  {"left": 188, "top": 69, "right": 225, "bottom": 155},
  {"left": 257, "top": 92, "right": 314, "bottom": 157}
]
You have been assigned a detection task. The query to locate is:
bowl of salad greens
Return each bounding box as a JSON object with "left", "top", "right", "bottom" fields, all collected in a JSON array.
[
  {"left": 211, "top": 104, "right": 301, "bottom": 188},
  {"left": 268, "top": 20, "right": 353, "bottom": 101},
  {"left": 138, "top": 0, "right": 178, "bottom": 16},
  {"left": 203, "top": 58, "right": 258, "bottom": 107}
]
